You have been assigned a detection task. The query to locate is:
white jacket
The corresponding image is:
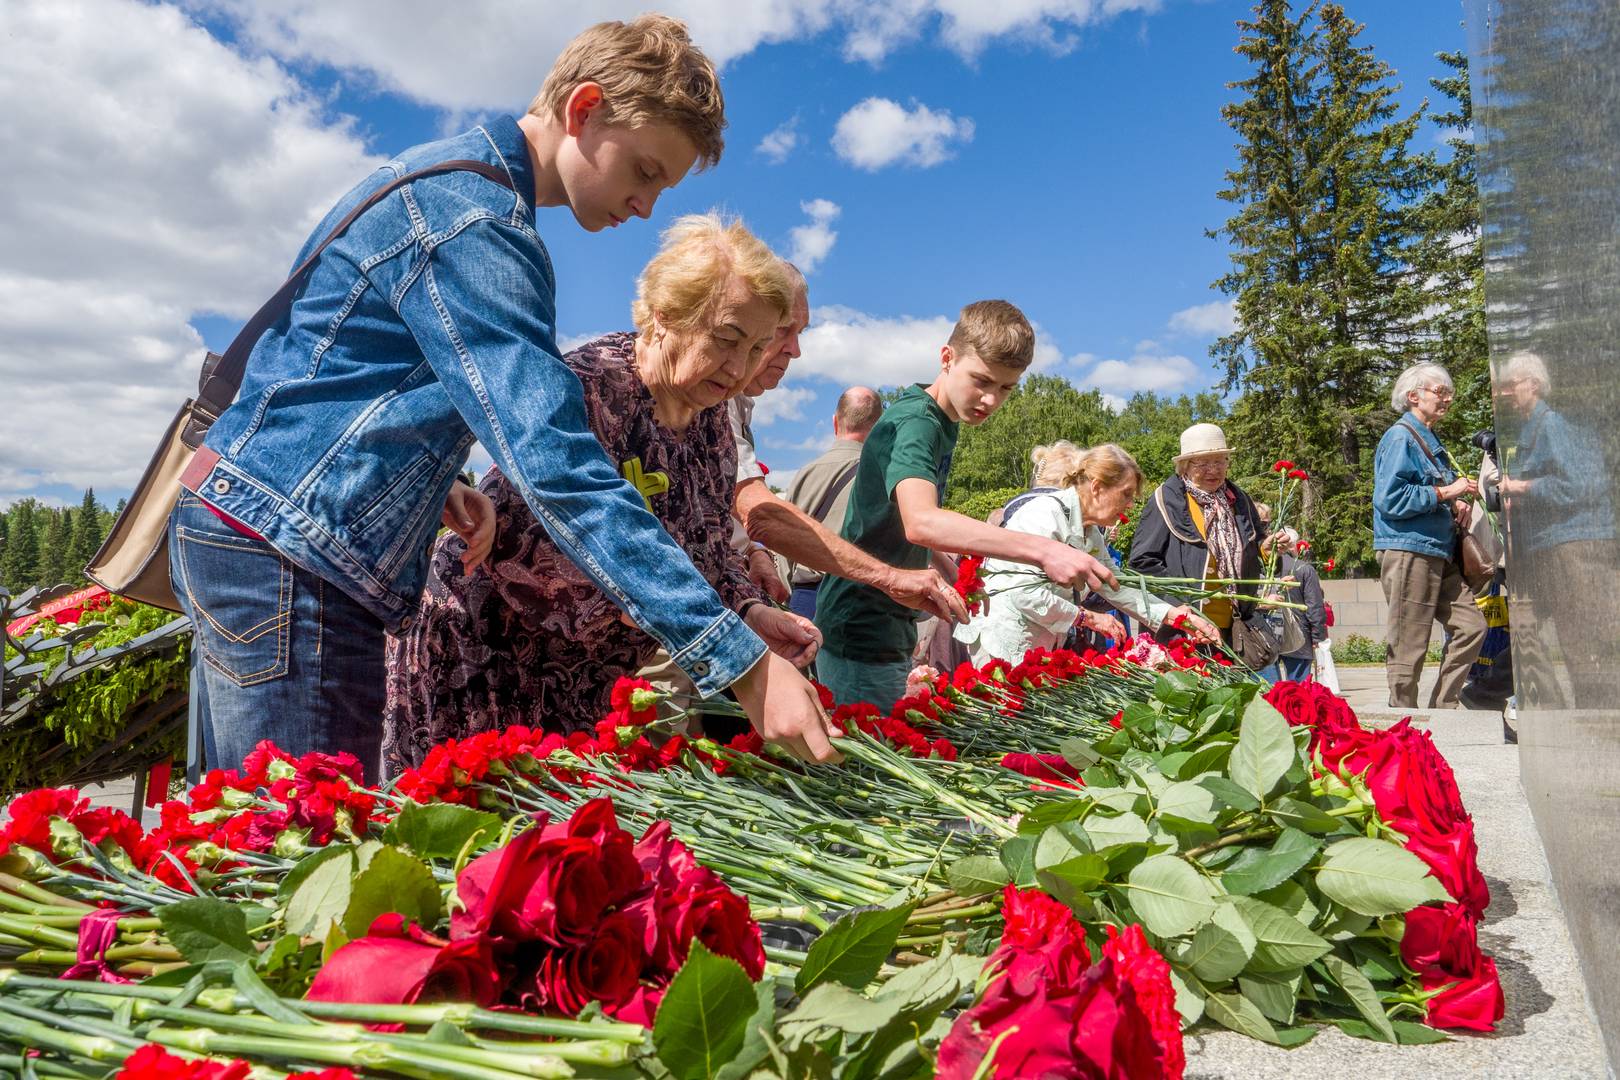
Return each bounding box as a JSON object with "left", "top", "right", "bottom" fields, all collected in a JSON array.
[{"left": 953, "top": 487, "right": 1176, "bottom": 665}]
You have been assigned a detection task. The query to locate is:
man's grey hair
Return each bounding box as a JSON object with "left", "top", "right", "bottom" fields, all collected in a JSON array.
[
  {"left": 1502, "top": 351, "right": 1551, "bottom": 394},
  {"left": 1390, "top": 362, "right": 1454, "bottom": 413}
]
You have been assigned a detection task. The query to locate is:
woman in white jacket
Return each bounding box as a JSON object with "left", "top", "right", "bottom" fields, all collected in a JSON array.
[{"left": 954, "top": 442, "right": 1218, "bottom": 665}]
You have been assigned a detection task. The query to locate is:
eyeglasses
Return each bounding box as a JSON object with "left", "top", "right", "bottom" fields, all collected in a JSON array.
[{"left": 1421, "top": 386, "right": 1455, "bottom": 402}]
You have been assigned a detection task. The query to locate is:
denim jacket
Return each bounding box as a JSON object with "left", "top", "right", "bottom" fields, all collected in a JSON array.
[
  {"left": 186, "top": 117, "right": 763, "bottom": 696},
  {"left": 1509, "top": 399, "right": 1615, "bottom": 551},
  {"left": 1372, "top": 416, "right": 1456, "bottom": 558}
]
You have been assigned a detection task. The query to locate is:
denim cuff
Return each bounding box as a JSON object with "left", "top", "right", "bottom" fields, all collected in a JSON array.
[{"left": 668, "top": 607, "right": 769, "bottom": 698}]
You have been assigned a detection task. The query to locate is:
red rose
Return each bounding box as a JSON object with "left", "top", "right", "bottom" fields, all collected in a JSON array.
[
  {"left": 538, "top": 799, "right": 644, "bottom": 908},
  {"left": 453, "top": 826, "right": 611, "bottom": 947},
  {"left": 308, "top": 915, "right": 502, "bottom": 1011},
  {"left": 1425, "top": 953, "right": 1505, "bottom": 1030},
  {"left": 628, "top": 821, "right": 764, "bottom": 979},
  {"left": 1103, "top": 924, "right": 1185, "bottom": 1080},
  {"left": 526, "top": 912, "right": 646, "bottom": 1016},
  {"left": 999, "top": 753, "right": 1081, "bottom": 786},
  {"left": 1401, "top": 903, "right": 1504, "bottom": 1030}
]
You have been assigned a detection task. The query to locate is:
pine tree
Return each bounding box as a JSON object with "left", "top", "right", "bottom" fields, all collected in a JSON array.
[
  {"left": 1212, "top": 1, "right": 1439, "bottom": 567},
  {"left": 1, "top": 500, "right": 42, "bottom": 591},
  {"left": 68, "top": 488, "right": 105, "bottom": 575},
  {"left": 38, "top": 509, "right": 72, "bottom": 588}
]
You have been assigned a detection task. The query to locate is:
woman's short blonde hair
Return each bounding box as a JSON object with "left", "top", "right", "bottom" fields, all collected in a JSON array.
[
  {"left": 1032, "top": 442, "right": 1144, "bottom": 495},
  {"left": 631, "top": 213, "right": 796, "bottom": 336}
]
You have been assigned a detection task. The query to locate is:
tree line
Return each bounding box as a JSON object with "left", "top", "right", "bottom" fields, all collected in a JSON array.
[
  {"left": 938, "top": 2, "right": 1486, "bottom": 572},
  {"left": 0, "top": 491, "right": 121, "bottom": 594}
]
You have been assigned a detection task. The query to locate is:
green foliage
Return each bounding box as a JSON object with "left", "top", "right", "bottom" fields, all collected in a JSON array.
[
  {"left": 1, "top": 498, "right": 41, "bottom": 589},
  {"left": 948, "top": 375, "right": 1118, "bottom": 497},
  {"left": 944, "top": 485, "right": 1022, "bottom": 522},
  {"left": 1, "top": 489, "right": 106, "bottom": 591}
]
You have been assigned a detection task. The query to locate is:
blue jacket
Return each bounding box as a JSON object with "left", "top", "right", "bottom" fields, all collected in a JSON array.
[
  {"left": 1372, "top": 416, "right": 1456, "bottom": 558},
  {"left": 1509, "top": 399, "right": 1615, "bottom": 551},
  {"left": 185, "top": 117, "right": 763, "bottom": 696}
]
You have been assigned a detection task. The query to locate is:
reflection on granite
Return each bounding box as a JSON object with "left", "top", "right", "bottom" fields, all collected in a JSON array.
[{"left": 1467, "top": 0, "right": 1620, "bottom": 1067}]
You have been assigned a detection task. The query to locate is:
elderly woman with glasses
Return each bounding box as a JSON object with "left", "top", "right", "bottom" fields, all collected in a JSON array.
[
  {"left": 1373, "top": 362, "right": 1486, "bottom": 708},
  {"left": 1127, "top": 423, "right": 1266, "bottom": 652}
]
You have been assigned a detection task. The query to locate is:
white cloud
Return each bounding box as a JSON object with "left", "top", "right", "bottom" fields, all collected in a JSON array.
[
  {"left": 190, "top": 2, "right": 1163, "bottom": 113},
  {"left": 757, "top": 117, "right": 800, "bottom": 163},
  {"left": 752, "top": 386, "right": 818, "bottom": 427},
  {"left": 0, "top": 0, "right": 380, "bottom": 497},
  {"left": 787, "top": 199, "right": 841, "bottom": 273},
  {"left": 832, "top": 98, "right": 974, "bottom": 170},
  {"left": 1075, "top": 348, "right": 1202, "bottom": 396},
  {"left": 795, "top": 305, "right": 954, "bottom": 387},
  {"left": 1167, "top": 299, "right": 1237, "bottom": 338}
]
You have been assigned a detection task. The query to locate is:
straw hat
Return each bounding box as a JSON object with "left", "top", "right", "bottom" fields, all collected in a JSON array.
[{"left": 1174, "top": 422, "right": 1233, "bottom": 463}]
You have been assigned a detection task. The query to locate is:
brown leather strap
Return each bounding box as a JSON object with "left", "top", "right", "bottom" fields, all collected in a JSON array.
[{"left": 196, "top": 159, "right": 516, "bottom": 416}]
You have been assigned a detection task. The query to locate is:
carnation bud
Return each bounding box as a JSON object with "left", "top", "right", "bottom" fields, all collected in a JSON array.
[
  {"left": 265, "top": 759, "right": 299, "bottom": 783},
  {"left": 629, "top": 687, "right": 663, "bottom": 714},
  {"left": 273, "top": 827, "right": 313, "bottom": 859}
]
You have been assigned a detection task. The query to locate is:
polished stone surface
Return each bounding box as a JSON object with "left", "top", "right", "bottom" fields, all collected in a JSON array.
[{"left": 1467, "top": 0, "right": 1620, "bottom": 1070}]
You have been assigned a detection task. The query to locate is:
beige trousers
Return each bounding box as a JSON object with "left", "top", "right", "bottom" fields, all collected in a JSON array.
[{"left": 1378, "top": 549, "right": 1487, "bottom": 708}]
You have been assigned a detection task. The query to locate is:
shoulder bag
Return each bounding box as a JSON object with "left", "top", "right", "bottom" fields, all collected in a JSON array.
[{"left": 86, "top": 160, "right": 515, "bottom": 611}]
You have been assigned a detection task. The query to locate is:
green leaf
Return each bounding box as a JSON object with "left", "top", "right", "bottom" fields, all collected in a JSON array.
[
  {"left": 1205, "top": 989, "right": 1281, "bottom": 1044},
  {"left": 1121, "top": 854, "right": 1218, "bottom": 937},
  {"left": 1013, "top": 799, "right": 1086, "bottom": 835},
  {"left": 1230, "top": 896, "right": 1332, "bottom": 973},
  {"left": 794, "top": 901, "right": 917, "bottom": 994},
  {"left": 712, "top": 980, "right": 778, "bottom": 1080},
  {"left": 158, "top": 899, "right": 254, "bottom": 965},
  {"left": 1219, "top": 828, "right": 1322, "bottom": 895},
  {"left": 1199, "top": 775, "right": 1260, "bottom": 812},
  {"left": 276, "top": 846, "right": 352, "bottom": 904},
  {"left": 1082, "top": 786, "right": 1143, "bottom": 813},
  {"left": 1391, "top": 1020, "right": 1450, "bottom": 1045},
  {"left": 1156, "top": 751, "right": 1192, "bottom": 779},
  {"left": 1035, "top": 821, "right": 1093, "bottom": 870},
  {"left": 1269, "top": 796, "right": 1343, "bottom": 834},
  {"left": 1169, "top": 968, "right": 1206, "bottom": 1025},
  {"left": 1239, "top": 972, "right": 1300, "bottom": 1025},
  {"left": 654, "top": 941, "right": 759, "bottom": 1080},
  {"left": 1156, "top": 779, "right": 1218, "bottom": 825},
  {"left": 1177, "top": 901, "right": 1256, "bottom": 982},
  {"left": 1273, "top": 1025, "right": 1319, "bottom": 1047},
  {"left": 1000, "top": 836, "right": 1037, "bottom": 887},
  {"left": 779, "top": 981, "right": 903, "bottom": 1037},
  {"left": 342, "top": 846, "right": 443, "bottom": 939},
  {"left": 1059, "top": 738, "right": 1101, "bottom": 772},
  {"left": 1321, "top": 953, "right": 1397, "bottom": 1042},
  {"left": 231, "top": 963, "right": 313, "bottom": 1026},
  {"left": 1227, "top": 697, "right": 1298, "bottom": 800},
  {"left": 1036, "top": 853, "right": 1110, "bottom": 907},
  {"left": 1255, "top": 881, "right": 1318, "bottom": 926},
  {"left": 1315, "top": 837, "right": 1453, "bottom": 917},
  {"left": 391, "top": 801, "right": 502, "bottom": 860},
  {"left": 285, "top": 852, "right": 355, "bottom": 938},
  {"left": 946, "top": 855, "right": 1012, "bottom": 897},
  {"left": 1083, "top": 810, "right": 1152, "bottom": 850},
  {"left": 1177, "top": 741, "right": 1234, "bottom": 781},
  {"left": 874, "top": 950, "right": 979, "bottom": 1016}
]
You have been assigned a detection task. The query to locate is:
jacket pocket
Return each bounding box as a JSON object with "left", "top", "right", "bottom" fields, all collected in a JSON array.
[{"left": 175, "top": 525, "right": 293, "bottom": 687}]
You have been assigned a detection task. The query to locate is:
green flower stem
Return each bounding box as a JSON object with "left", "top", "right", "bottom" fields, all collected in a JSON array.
[
  {"left": 832, "top": 736, "right": 1014, "bottom": 839},
  {"left": 905, "top": 901, "right": 998, "bottom": 925},
  {"left": 0, "top": 875, "right": 93, "bottom": 911},
  {"left": 1184, "top": 826, "right": 1278, "bottom": 860},
  {"left": 765, "top": 944, "right": 808, "bottom": 968},
  {"left": 0, "top": 1054, "right": 104, "bottom": 1080},
  {"left": 145, "top": 1024, "right": 573, "bottom": 1080},
  {"left": 0, "top": 915, "right": 78, "bottom": 949}
]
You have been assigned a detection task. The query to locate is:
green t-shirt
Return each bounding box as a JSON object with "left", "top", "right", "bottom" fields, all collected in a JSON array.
[{"left": 815, "top": 385, "right": 958, "bottom": 661}]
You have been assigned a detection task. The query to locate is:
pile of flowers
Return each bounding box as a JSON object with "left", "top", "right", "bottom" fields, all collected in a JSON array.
[
  {"left": 311, "top": 799, "right": 762, "bottom": 1025},
  {"left": 952, "top": 554, "right": 988, "bottom": 616},
  {"left": 1265, "top": 680, "right": 1503, "bottom": 1030}
]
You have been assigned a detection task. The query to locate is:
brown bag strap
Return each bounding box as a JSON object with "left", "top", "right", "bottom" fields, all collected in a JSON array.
[
  {"left": 1397, "top": 418, "right": 1458, "bottom": 476},
  {"left": 195, "top": 159, "right": 516, "bottom": 419}
]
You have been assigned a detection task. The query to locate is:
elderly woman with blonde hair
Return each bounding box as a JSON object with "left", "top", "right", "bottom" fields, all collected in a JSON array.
[
  {"left": 954, "top": 441, "right": 1218, "bottom": 665},
  {"left": 1373, "top": 361, "right": 1485, "bottom": 708},
  {"left": 383, "top": 213, "right": 828, "bottom": 771}
]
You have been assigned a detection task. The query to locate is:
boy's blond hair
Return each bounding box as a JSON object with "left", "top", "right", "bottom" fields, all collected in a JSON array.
[
  {"left": 530, "top": 15, "right": 726, "bottom": 169},
  {"left": 947, "top": 299, "right": 1036, "bottom": 371},
  {"left": 632, "top": 212, "right": 795, "bottom": 337}
]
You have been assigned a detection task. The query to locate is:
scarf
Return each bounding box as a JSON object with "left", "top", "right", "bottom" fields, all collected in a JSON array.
[{"left": 1187, "top": 483, "right": 1244, "bottom": 586}]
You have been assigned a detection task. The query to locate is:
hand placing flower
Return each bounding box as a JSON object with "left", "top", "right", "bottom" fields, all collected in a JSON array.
[
  {"left": 744, "top": 603, "right": 820, "bottom": 668},
  {"left": 1165, "top": 605, "right": 1219, "bottom": 644},
  {"left": 1077, "top": 609, "right": 1126, "bottom": 641}
]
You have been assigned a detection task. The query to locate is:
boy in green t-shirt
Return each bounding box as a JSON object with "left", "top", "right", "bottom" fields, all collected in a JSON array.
[{"left": 814, "top": 300, "right": 1117, "bottom": 708}]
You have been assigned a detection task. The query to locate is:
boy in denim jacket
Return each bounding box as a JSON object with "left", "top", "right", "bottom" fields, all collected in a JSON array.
[{"left": 172, "top": 17, "right": 837, "bottom": 774}]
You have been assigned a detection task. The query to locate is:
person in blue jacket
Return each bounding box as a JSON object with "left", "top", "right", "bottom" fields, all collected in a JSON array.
[
  {"left": 166, "top": 17, "right": 838, "bottom": 774},
  {"left": 1373, "top": 362, "right": 1487, "bottom": 708}
]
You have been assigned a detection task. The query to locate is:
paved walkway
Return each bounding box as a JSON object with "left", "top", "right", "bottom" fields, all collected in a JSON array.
[{"left": 1186, "top": 665, "right": 1609, "bottom": 1078}]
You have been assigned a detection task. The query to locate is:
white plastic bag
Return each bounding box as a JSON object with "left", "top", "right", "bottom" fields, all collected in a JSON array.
[{"left": 1314, "top": 638, "right": 1341, "bottom": 693}]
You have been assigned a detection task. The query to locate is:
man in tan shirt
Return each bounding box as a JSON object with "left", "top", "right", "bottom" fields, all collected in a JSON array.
[{"left": 779, "top": 387, "right": 883, "bottom": 619}]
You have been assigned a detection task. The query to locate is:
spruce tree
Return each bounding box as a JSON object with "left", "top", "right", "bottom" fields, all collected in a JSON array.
[
  {"left": 39, "top": 509, "right": 72, "bottom": 589},
  {"left": 68, "top": 488, "right": 104, "bottom": 575},
  {"left": 1, "top": 500, "right": 41, "bottom": 591},
  {"left": 1212, "top": 1, "right": 1438, "bottom": 567}
]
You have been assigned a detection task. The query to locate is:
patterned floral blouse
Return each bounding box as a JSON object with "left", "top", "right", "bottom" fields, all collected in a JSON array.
[{"left": 382, "top": 332, "right": 761, "bottom": 773}]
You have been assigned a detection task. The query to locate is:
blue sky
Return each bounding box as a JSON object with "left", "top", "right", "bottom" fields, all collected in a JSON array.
[{"left": 2, "top": 0, "right": 1471, "bottom": 506}]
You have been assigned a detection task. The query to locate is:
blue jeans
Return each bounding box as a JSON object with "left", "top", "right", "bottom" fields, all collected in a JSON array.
[
  {"left": 789, "top": 585, "right": 818, "bottom": 621},
  {"left": 169, "top": 494, "right": 386, "bottom": 777},
  {"left": 817, "top": 650, "right": 910, "bottom": 712},
  {"left": 1260, "top": 654, "right": 1315, "bottom": 683}
]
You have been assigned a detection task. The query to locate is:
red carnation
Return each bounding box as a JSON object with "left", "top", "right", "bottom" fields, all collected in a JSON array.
[
  {"left": 1272, "top": 459, "right": 1295, "bottom": 472},
  {"left": 1324, "top": 558, "right": 1336, "bottom": 573},
  {"left": 1103, "top": 924, "right": 1186, "bottom": 1080},
  {"left": 1288, "top": 468, "right": 1309, "bottom": 481}
]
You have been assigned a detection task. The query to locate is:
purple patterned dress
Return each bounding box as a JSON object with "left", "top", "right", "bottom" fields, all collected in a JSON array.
[{"left": 382, "top": 332, "right": 761, "bottom": 772}]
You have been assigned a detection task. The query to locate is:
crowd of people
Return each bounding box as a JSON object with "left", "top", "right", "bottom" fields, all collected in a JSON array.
[{"left": 165, "top": 14, "right": 1510, "bottom": 779}]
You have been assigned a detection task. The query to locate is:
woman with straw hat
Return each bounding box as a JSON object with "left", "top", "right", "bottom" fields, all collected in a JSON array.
[{"left": 1126, "top": 423, "right": 1267, "bottom": 654}]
